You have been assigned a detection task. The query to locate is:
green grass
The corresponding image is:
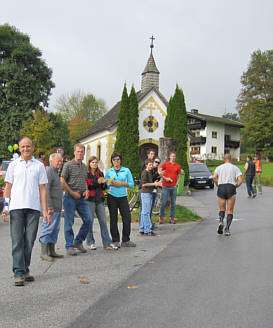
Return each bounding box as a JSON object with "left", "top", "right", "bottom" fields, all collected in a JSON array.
[
  {"left": 129, "top": 204, "right": 201, "bottom": 223},
  {"left": 208, "top": 162, "right": 273, "bottom": 187}
]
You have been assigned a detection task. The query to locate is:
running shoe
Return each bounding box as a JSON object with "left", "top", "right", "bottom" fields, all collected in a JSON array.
[
  {"left": 224, "top": 229, "right": 231, "bottom": 236},
  {"left": 217, "top": 222, "right": 224, "bottom": 234}
]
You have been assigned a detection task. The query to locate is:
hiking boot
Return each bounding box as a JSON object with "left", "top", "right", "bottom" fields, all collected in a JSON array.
[
  {"left": 121, "top": 240, "right": 136, "bottom": 247},
  {"left": 24, "top": 273, "right": 35, "bottom": 282},
  {"left": 73, "top": 242, "right": 87, "bottom": 253},
  {"left": 169, "top": 217, "right": 176, "bottom": 224},
  {"left": 252, "top": 194, "right": 257, "bottom": 198},
  {"left": 40, "top": 243, "right": 54, "bottom": 262},
  {"left": 224, "top": 229, "right": 231, "bottom": 236},
  {"left": 217, "top": 222, "right": 224, "bottom": 235},
  {"left": 48, "top": 243, "right": 64, "bottom": 258},
  {"left": 66, "top": 248, "right": 77, "bottom": 256},
  {"left": 14, "top": 276, "right": 24, "bottom": 287},
  {"left": 159, "top": 217, "right": 164, "bottom": 224}
]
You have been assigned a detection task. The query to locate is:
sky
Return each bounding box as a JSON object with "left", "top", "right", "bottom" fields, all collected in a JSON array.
[{"left": 1, "top": 0, "right": 273, "bottom": 117}]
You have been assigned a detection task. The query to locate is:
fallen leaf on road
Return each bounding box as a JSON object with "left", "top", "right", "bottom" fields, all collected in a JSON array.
[
  {"left": 128, "top": 285, "right": 139, "bottom": 289},
  {"left": 156, "top": 234, "right": 160, "bottom": 237},
  {"left": 160, "top": 248, "right": 164, "bottom": 252},
  {"left": 134, "top": 255, "right": 140, "bottom": 258},
  {"left": 78, "top": 275, "right": 88, "bottom": 279},
  {"left": 148, "top": 261, "right": 155, "bottom": 264},
  {"left": 80, "top": 280, "right": 90, "bottom": 285}
]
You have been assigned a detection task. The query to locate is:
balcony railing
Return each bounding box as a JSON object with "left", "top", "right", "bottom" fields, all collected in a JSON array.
[{"left": 190, "top": 136, "right": 206, "bottom": 145}]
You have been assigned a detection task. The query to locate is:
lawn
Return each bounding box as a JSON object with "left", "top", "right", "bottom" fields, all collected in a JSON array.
[{"left": 129, "top": 204, "right": 201, "bottom": 224}]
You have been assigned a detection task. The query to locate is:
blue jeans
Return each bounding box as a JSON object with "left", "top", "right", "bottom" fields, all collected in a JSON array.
[
  {"left": 63, "top": 193, "right": 93, "bottom": 249},
  {"left": 159, "top": 187, "right": 177, "bottom": 218},
  {"left": 246, "top": 175, "right": 254, "bottom": 196},
  {"left": 39, "top": 212, "right": 61, "bottom": 244},
  {"left": 86, "top": 201, "right": 112, "bottom": 248},
  {"left": 10, "top": 209, "right": 40, "bottom": 278},
  {"left": 140, "top": 193, "right": 153, "bottom": 233}
]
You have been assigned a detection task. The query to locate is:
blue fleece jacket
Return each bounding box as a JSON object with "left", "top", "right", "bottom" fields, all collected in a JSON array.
[{"left": 105, "top": 166, "right": 134, "bottom": 198}]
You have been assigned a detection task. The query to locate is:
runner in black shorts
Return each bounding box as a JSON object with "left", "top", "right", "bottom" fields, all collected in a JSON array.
[{"left": 213, "top": 154, "right": 242, "bottom": 236}]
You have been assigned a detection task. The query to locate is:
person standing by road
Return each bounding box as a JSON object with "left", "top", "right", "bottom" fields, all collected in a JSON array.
[
  {"left": 140, "top": 159, "right": 162, "bottom": 236},
  {"left": 60, "top": 144, "right": 93, "bottom": 255},
  {"left": 159, "top": 152, "right": 181, "bottom": 224},
  {"left": 244, "top": 155, "right": 256, "bottom": 198},
  {"left": 85, "top": 156, "right": 118, "bottom": 250},
  {"left": 213, "top": 154, "right": 242, "bottom": 236},
  {"left": 39, "top": 153, "right": 64, "bottom": 262},
  {"left": 105, "top": 152, "right": 135, "bottom": 248},
  {"left": 1, "top": 137, "right": 50, "bottom": 287},
  {"left": 253, "top": 154, "right": 262, "bottom": 195}
]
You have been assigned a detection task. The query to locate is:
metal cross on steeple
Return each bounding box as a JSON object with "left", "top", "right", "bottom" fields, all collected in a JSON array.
[{"left": 150, "top": 35, "right": 155, "bottom": 54}]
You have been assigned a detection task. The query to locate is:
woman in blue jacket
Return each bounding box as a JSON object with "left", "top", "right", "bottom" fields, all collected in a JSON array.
[{"left": 105, "top": 152, "right": 135, "bottom": 248}]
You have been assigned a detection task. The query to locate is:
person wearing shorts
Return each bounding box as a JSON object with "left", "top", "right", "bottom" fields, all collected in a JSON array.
[{"left": 213, "top": 154, "right": 242, "bottom": 236}]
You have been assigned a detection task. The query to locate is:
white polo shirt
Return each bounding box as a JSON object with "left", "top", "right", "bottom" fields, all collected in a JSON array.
[
  {"left": 5, "top": 156, "right": 48, "bottom": 212},
  {"left": 214, "top": 162, "right": 242, "bottom": 186}
]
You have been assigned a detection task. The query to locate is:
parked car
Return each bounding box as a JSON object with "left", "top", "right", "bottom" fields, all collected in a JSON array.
[
  {"left": 0, "top": 160, "right": 12, "bottom": 178},
  {"left": 189, "top": 163, "right": 214, "bottom": 189}
]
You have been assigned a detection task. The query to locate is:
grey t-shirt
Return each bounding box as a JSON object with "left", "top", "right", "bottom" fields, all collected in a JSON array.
[
  {"left": 214, "top": 162, "right": 242, "bottom": 186},
  {"left": 61, "top": 159, "right": 88, "bottom": 193}
]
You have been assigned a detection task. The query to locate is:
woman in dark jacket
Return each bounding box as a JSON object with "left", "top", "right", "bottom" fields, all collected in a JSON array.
[{"left": 86, "top": 156, "right": 118, "bottom": 250}]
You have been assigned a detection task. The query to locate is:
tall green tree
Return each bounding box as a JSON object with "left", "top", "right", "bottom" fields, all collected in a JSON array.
[
  {"left": 237, "top": 49, "right": 273, "bottom": 156},
  {"left": 127, "top": 86, "right": 141, "bottom": 178},
  {"left": 164, "top": 85, "right": 189, "bottom": 185},
  {"left": 0, "top": 24, "right": 54, "bottom": 157},
  {"left": 222, "top": 112, "right": 240, "bottom": 121},
  {"left": 55, "top": 89, "right": 107, "bottom": 122},
  {"left": 114, "top": 84, "right": 130, "bottom": 158}
]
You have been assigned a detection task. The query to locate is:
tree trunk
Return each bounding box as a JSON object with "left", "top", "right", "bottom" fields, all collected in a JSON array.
[{"left": 159, "top": 137, "right": 177, "bottom": 163}]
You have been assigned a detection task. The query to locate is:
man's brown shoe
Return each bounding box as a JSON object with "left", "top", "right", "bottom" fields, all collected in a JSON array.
[
  {"left": 73, "top": 242, "right": 87, "bottom": 253},
  {"left": 66, "top": 248, "right": 77, "bottom": 256},
  {"left": 24, "top": 273, "right": 35, "bottom": 282},
  {"left": 14, "top": 277, "right": 24, "bottom": 287}
]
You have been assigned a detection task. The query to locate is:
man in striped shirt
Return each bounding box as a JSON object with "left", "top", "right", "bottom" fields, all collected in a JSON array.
[{"left": 60, "top": 144, "right": 93, "bottom": 255}]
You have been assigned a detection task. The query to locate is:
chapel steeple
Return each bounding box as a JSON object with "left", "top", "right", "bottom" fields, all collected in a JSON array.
[{"left": 141, "top": 36, "right": 160, "bottom": 93}]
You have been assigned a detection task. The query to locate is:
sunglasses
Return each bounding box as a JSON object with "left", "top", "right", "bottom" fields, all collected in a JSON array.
[
  {"left": 154, "top": 161, "right": 160, "bottom": 164},
  {"left": 112, "top": 158, "right": 120, "bottom": 161}
]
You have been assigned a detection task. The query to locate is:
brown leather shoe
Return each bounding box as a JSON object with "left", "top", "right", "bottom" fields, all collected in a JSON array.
[{"left": 14, "top": 277, "right": 24, "bottom": 287}]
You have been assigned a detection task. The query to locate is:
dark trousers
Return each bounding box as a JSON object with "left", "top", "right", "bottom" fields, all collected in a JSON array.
[
  {"left": 246, "top": 175, "right": 255, "bottom": 196},
  {"left": 107, "top": 194, "right": 131, "bottom": 242}
]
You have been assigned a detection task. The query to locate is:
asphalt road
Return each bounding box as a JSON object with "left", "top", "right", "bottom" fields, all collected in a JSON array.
[{"left": 68, "top": 185, "right": 273, "bottom": 328}]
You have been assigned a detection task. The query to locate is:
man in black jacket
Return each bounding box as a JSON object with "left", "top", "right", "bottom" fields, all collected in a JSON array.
[{"left": 244, "top": 156, "right": 256, "bottom": 198}]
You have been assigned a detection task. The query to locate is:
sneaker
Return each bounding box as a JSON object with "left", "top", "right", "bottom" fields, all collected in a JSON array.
[
  {"left": 169, "top": 217, "right": 176, "bottom": 224},
  {"left": 66, "top": 248, "right": 77, "bottom": 256},
  {"left": 24, "top": 273, "right": 34, "bottom": 282},
  {"left": 87, "top": 244, "right": 97, "bottom": 250},
  {"left": 139, "top": 231, "right": 144, "bottom": 235},
  {"left": 159, "top": 217, "right": 164, "bottom": 224},
  {"left": 14, "top": 276, "right": 24, "bottom": 287},
  {"left": 113, "top": 242, "right": 121, "bottom": 248},
  {"left": 252, "top": 194, "right": 257, "bottom": 198},
  {"left": 224, "top": 229, "right": 231, "bottom": 236},
  {"left": 121, "top": 240, "right": 136, "bottom": 247},
  {"left": 217, "top": 222, "right": 224, "bottom": 235},
  {"left": 145, "top": 231, "right": 157, "bottom": 236},
  {"left": 105, "top": 243, "right": 118, "bottom": 250},
  {"left": 73, "top": 242, "right": 87, "bottom": 253}
]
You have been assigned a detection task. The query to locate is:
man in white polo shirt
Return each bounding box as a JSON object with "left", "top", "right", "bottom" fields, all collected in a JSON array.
[
  {"left": 1, "top": 137, "right": 50, "bottom": 287},
  {"left": 213, "top": 154, "right": 242, "bottom": 236}
]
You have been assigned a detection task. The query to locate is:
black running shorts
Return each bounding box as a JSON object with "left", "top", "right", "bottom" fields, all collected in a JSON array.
[{"left": 217, "top": 183, "right": 236, "bottom": 200}]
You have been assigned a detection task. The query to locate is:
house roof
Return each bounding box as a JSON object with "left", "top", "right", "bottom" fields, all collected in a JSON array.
[
  {"left": 80, "top": 87, "right": 169, "bottom": 140},
  {"left": 187, "top": 112, "right": 244, "bottom": 128}
]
